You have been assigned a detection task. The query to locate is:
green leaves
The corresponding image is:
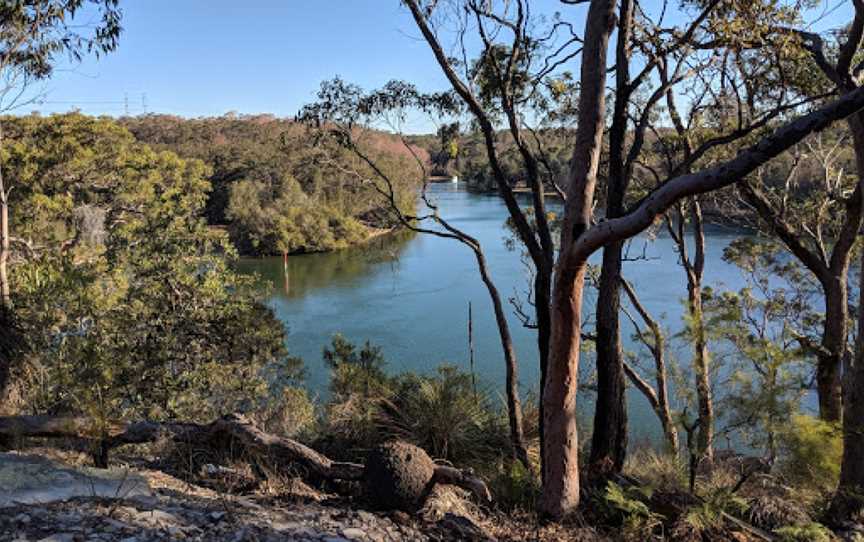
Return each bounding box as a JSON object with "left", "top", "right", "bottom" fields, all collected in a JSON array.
[{"left": 5, "top": 113, "right": 301, "bottom": 422}]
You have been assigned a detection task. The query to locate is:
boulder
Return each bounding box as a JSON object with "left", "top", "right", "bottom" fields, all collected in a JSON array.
[{"left": 363, "top": 441, "right": 435, "bottom": 511}]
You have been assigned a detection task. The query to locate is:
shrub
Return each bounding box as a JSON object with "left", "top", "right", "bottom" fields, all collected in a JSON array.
[
  {"left": 777, "top": 414, "right": 842, "bottom": 489},
  {"left": 254, "top": 386, "right": 317, "bottom": 439},
  {"left": 487, "top": 460, "right": 539, "bottom": 512},
  {"left": 594, "top": 481, "right": 664, "bottom": 539},
  {"left": 381, "top": 365, "right": 508, "bottom": 466},
  {"left": 774, "top": 522, "right": 834, "bottom": 542}
]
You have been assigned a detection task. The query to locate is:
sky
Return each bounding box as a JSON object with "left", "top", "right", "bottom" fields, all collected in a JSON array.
[
  {"left": 21, "top": 0, "right": 856, "bottom": 121},
  {"left": 25, "top": 1, "right": 461, "bottom": 118}
]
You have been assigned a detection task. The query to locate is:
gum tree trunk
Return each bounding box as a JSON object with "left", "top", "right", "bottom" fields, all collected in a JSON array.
[
  {"left": 828, "top": 207, "right": 864, "bottom": 523},
  {"left": 589, "top": 0, "right": 634, "bottom": 479},
  {"left": 539, "top": 0, "right": 617, "bottom": 519}
]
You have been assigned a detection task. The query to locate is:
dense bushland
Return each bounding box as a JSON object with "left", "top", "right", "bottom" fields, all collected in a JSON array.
[
  {"left": 122, "top": 114, "right": 423, "bottom": 255},
  {"left": 0, "top": 113, "right": 302, "bottom": 422}
]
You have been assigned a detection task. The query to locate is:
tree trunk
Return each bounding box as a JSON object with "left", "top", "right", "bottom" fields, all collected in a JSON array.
[
  {"left": 818, "top": 277, "right": 847, "bottom": 422},
  {"left": 591, "top": 242, "right": 628, "bottom": 476},
  {"left": 473, "top": 248, "right": 532, "bottom": 473},
  {"left": 589, "top": 0, "right": 633, "bottom": 479},
  {"left": 821, "top": 110, "right": 864, "bottom": 424},
  {"left": 0, "top": 124, "right": 9, "bottom": 308},
  {"left": 539, "top": 0, "right": 617, "bottom": 520},
  {"left": 541, "top": 263, "right": 588, "bottom": 519},
  {"left": 620, "top": 280, "right": 680, "bottom": 455},
  {"left": 828, "top": 233, "right": 864, "bottom": 523},
  {"left": 535, "top": 266, "right": 552, "bottom": 484},
  {"left": 686, "top": 200, "right": 713, "bottom": 461},
  {"left": 688, "top": 280, "right": 713, "bottom": 461}
]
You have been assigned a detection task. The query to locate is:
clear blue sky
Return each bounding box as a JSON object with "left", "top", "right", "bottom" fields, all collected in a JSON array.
[
  {"left": 32, "top": 1, "right": 457, "bottom": 118},
  {"left": 27, "top": 0, "right": 854, "bottom": 120}
]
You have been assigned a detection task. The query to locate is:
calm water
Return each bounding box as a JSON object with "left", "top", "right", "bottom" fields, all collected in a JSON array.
[{"left": 236, "top": 184, "right": 756, "bottom": 444}]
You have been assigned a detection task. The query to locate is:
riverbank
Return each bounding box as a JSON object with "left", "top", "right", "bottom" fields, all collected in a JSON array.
[{"left": 0, "top": 449, "right": 604, "bottom": 542}]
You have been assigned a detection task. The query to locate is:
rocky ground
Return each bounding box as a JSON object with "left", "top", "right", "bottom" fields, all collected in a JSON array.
[{"left": 0, "top": 451, "right": 605, "bottom": 542}]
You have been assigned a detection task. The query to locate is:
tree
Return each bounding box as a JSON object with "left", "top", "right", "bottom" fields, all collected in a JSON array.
[
  {"left": 0, "top": 1, "right": 121, "bottom": 407},
  {"left": 728, "top": 5, "right": 864, "bottom": 422},
  {"left": 3, "top": 114, "right": 300, "bottom": 425},
  {"left": 0, "top": 0, "right": 121, "bottom": 307},
  {"left": 830, "top": 235, "right": 864, "bottom": 522},
  {"left": 396, "top": 0, "right": 864, "bottom": 519},
  {"left": 704, "top": 239, "right": 813, "bottom": 460}
]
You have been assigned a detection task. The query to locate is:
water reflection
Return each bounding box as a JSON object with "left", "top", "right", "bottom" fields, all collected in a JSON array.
[{"left": 236, "top": 230, "right": 416, "bottom": 301}]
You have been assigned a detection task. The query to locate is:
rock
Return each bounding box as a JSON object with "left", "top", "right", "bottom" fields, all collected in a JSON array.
[
  {"left": 134, "top": 508, "right": 179, "bottom": 524},
  {"left": 209, "top": 511, "right": 226, "bottom": 522},
  {"left": 435, "top": 512, "right": 494, "bottom": 541},
  {"left": 0, "top": 452, "right": 150, "bottom": 507},
  {"left": 363, "top": 441, "right": 435, "bottom": 511},
  {"left": 341, "top": 527, "right": 367, "bottom": 540},
  {"left": 37, "top": 535, "right": 77, "bottom": 542}
]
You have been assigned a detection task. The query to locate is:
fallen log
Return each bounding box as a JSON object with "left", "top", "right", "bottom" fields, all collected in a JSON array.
[
  {"left": 0, "top": 413, "right": 491, "bottom": 508},
  {"left": 0, "top": 413, "right": 363, "bottom": 477}
]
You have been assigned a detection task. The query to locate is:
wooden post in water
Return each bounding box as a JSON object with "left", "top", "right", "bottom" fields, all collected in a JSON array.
[
  {"left": 468, "top": 301, "right": 477, "bottom": 401},
  {"left": 282, "top": 251, "right": 290, "bottom": 296}
]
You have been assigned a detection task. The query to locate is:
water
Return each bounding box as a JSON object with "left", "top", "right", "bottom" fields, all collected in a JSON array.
[{"left": 236, "top": 184, "right": 754, "bottom": 444}]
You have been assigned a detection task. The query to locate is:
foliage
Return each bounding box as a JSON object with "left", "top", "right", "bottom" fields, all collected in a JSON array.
[
  {"left": 3, "top": 113, "right": 302, "bottom": 423},
  {"left": 315, "top": 335, "right": 517, "bottom": 471},
  {"left": 253, "top": 385, "right": 317, "bottom": 439},
  {"left": 683, "top": 489, "right": 748, "bottom": 532},
  {"left": 594, "top": 482, "right": 664, "bottom": 538},
  {"left": 323, "top": 333, "right": 389, "bottom": 399},
  {"left": 777, "top": 414, "right": 842, "bottom": 489},
  {"left": 382, "top": 364, "right": 508, "bottom": 466},
  {"left": 0, "top": 1, "right": 121, "bottom": 81},
  {"left": 122, "top": 114, "right": 422, "bottom": 255},
  {"left": 486, "top": 460, "right": 539, "bottom": 512},
  {"left": 703, "top": 238, "right": 814, "bottom": 456},
  {"left": 774, "top": 522, "right": 835, "bottom": 542}
]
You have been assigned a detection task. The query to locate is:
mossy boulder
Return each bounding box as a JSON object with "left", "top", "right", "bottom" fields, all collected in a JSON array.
[{"left": 363, "top": 440, "right": 435, "bottom": 511}]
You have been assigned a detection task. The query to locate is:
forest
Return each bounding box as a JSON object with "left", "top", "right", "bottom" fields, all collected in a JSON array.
[{"left": 1, "top": 1, "right": 864, "bottom": 541}]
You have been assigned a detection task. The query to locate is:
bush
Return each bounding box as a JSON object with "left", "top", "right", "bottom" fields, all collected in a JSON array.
[
  {"left": 487, "top": 460, "right": 539, "bottom": 512},
  {"left": 254, "top": 386, "right": 317, "bottom": 439},
  {"left": 774, "top": 522, "right": 834, "bottom": 542},
  {"left": 777, "top": 414, "right": 842, "bottom": 489},
  {"left": 594, "top": 481, "right": 663, "bottom": 539},
  {"left": 381, "top": 365, "right": 509, "bottom": 466}
]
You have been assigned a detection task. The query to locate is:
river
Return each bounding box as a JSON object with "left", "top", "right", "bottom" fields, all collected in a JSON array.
[{"left": 236, "top": 183, "right": 758, "bottom": 445}]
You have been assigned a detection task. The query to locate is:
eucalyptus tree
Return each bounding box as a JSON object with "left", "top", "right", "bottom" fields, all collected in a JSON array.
[
  {"left": 832, "top": 235, "right": 864, "bottom": 521},
  {"left": 396, "top": 0, "right": 864, "bottom": 519},
  {"left": 0, "top": 1, "right": 121, "bottom": 407},
  {"left": 716, "top": 3, "right": 864, "bottom": 423},
  {"left": 0, "top": 0, "right": 121, "bottom": 308}
]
